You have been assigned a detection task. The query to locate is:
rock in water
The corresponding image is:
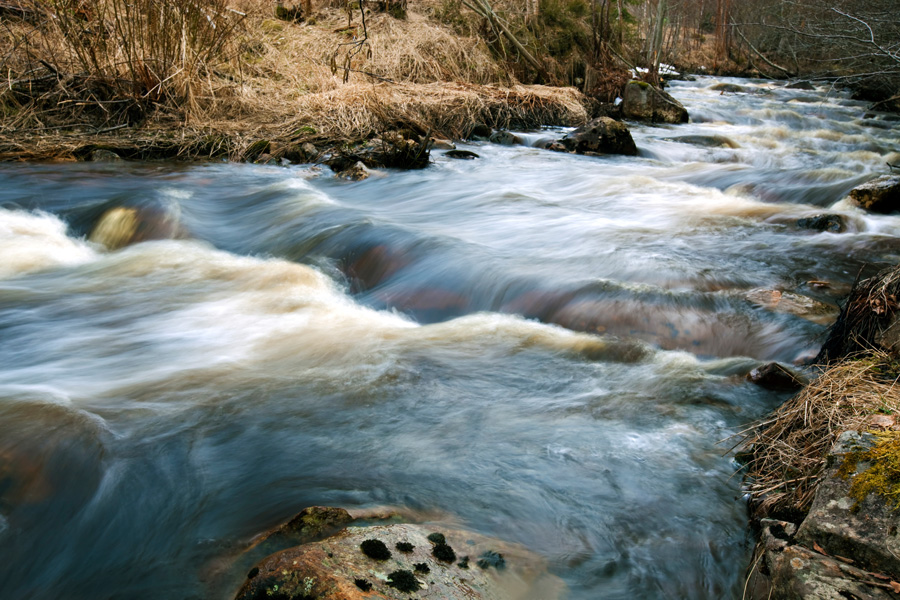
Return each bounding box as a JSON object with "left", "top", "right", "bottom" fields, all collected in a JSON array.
[
  {"left": 746, "top": 362, "right": 806, "bottom": 392},
  {"left": 622, "top": 81, "right": 689, "bottom": 124},
  {"left": 710, "top": 83, "right": 745, "bottom": 94},
  {"left": 849, "top": 175, "right": 900, "bottom": 213},
  {"left": 796, "top": 214, "right": 846, "bottom": 233},
  {"left": 234, "top": 519, "right": 563, "bottom": 600},
  {"left": 88, "top": 204, "right": 185, "bottom": 250},
  {"left": 338, "top": 161, "right": 371, "bottom": 181},
  {"left": 559, "top": 117, "right": 637, "bottom": 156},
  {"left": 489, "top": 131, "right": 524, "bottom": 146},
  {"left": 445, "top": 150, "right": 479, "bottom": 160}
]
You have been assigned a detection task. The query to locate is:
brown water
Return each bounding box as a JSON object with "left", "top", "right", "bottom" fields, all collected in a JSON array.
[{"left": 0, "top": 76, "right": 899, "bottom": 599}]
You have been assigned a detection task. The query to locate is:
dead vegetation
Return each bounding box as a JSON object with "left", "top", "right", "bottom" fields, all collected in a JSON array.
[
  {"left": 0, "top": 0, "right": 595, "bottom": 160},
  {"left": 737, "top": 265, "right": 900, "bottom": 522},
  {"left": 817, "top": 264, "right": 900, "bottom": 364},
  {"left": 737, "top": 355, "right": 900, "bottom": 520}
]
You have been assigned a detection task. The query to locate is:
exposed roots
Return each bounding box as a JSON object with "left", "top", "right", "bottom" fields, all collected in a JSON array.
[{"left": 817, "top": 264, "right": 900, "bottom": 364}]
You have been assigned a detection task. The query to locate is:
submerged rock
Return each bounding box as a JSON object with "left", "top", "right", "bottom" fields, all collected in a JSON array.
[
  {"left": 796, "top": 214, "right": 846, "bottom": 233},
  {"left": 559, "top": 116, "right": 637, "bottom": 156},
  {"left": 233, "top": 518, "right": 563, "bottom": 600},
  {"left": 785, "top": 81, "right": 816, "bottom": 90},
  {"left": 710, "top": 83, "right": 745, "bottom": 94},
  {"left": 622, "top": 81, "right": 689, "bottom": 124},
  {"left": 849, "top": 175, "right": 900, "bottom": 213},
  {"left": 668, "top": 135, "right": 739, "bottom": 148},
  {"left": 88, "top": 204, "right": 186, "bottom": 250},
  {"left": 744, "top": 288, "right": 838, "bottom": 326}
]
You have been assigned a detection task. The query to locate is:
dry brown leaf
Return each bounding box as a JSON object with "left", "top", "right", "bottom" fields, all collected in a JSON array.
[
  {"left": 890, "top": 580, "right": 900, "bottom": 593},
  {"left": 813, "top": 541, "right": 828, "bottom": 555}
]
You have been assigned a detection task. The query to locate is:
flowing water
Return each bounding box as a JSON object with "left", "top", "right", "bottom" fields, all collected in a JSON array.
[{"left": 1, "top": 77, "right": 899, "bottom": 599}]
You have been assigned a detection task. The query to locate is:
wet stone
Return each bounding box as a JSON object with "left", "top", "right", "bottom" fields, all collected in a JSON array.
[
  {"left": 796, "top": 214, "right": 846, "bottom": 233},
  {"left": 233, "top": 518, "right": 563, "bottom": 600}
]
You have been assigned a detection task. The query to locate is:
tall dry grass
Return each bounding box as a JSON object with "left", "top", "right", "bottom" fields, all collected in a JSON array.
[
  {"left": 736, "top": 354, "right": 900, "bottom": 520},
  {"left": 0, "top": 0, "right": 593, "bottom": 151}
]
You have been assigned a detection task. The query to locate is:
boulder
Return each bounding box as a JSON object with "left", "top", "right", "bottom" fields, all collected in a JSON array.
[
  {"left": 786, "top": 81, "right": 816, "bottom": 90},
  {"left": 622, "top": 81, "right": 689, "bottom": 124},
  {"left": 428, "top": 137, "right": 456, "bottom": 151},
  {"left": 489, "top": 131, "right": 524, "bottom": 146},
  {"left": 710, "top": 83, "right": 745, "bottom": 93},
  {"left": 445, "top": 150, "right": 479, "bottom": 160},
  {"left": 560, "top": 117, "right": 637, "bottom": 156},
  {"left": 746, "top": 362, "right": 807, "bottom": 392},
  {"left": 88, "top": 204, "right": 185, "bottom": 250},
  {"left": 468, "top": 123, "right": 493, "bottom": 140},
  {"left": 337, "top": 161, "right": 372, "bottom": 181},
  {"left": 797, "top": 214, "right": 846, "bottom": 233},
  {"left": 849, "top": 175, "right": 900, "bottom": 213},
  {"left": 796, "top": 431, "right": 900, "bottom": 578},
  {"left": 234, "top": 519, "right": 563, "bottom": 600},
  {"left": 766, "top": 540, "right": 897, "bottom": 599},
  {"left": 90, "top": 149, "right": 124, "bottom": 162}
]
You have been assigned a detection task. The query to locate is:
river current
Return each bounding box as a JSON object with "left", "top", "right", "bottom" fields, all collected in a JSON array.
[{"left": 1, "top": 77, "right": 899, "bottom": 599}]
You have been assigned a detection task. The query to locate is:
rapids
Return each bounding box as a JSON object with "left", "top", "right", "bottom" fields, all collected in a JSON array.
[{"left": 0, "top": 77, "right": 898, "bottom": 599}]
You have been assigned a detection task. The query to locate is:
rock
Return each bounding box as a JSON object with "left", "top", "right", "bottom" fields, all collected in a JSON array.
[
  {"left": 849, "top": 175, "right": 900, "bottom": 213},
  {"left": 767, "top": 541, "right": 896, "bottom": 599},
  {"left": 489, "top": 130, "right": 524, "bottom": 146},
  {"left": 301, "top": 142, "right": 318, "bottom": 160},
  {"left": 745, "top": 288, "right": 839, "bottom": 326},
  {"left": 256, "top": 506, "right": 354, "bottom": 548},
  {"left": 468, "top": 123, "right": 492, "bottom": 140},
  {"left": 234, "top": 520, "right": 563, "bottom": 600},
  {"left": 796, "top": 431, "right": 900, "bottom": 578},
  {"left": 90, "top": 149, "right": 123, "bottom": 162},
  {"left": 746, "top": 362, "right": 807, "bottom": 392},
  {"left": 560, "top": 117, "right": 637, "bottom": 156},
  {"left": 797, "top": 214, "right": 846, "bottom": 233},
  {"left": 445, "top": 150, "right": 479, "bottom": 160},
  {"left": 622, "top": 81, "right": 689, "bottom": 124},
  {"left": 88, "top": 204, "right": 185, "bottom": 250},
  {"left": 668, "top": 135, "right": 739, "bottom": 148},
  {"left": 337, "top": 161, "right": 371, "bottom": 181},
  {"left": 786, "top": 81, "right": 816, "bottom": 90},
  {"left": 710, "top": 83, "right": 745, "bottom": 93},
  {"left": 428, "top": 137, "right": 456, "bottom": 150}
]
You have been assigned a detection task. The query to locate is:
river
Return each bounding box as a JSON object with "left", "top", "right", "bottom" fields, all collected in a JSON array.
[{"left": 0, "top": 76, "right": 898, "bottom": 599}]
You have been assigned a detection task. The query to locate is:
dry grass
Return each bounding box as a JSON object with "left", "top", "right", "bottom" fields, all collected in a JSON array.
[
  {"left": 285, "top": 81, "right": 588, "bottom": 139},
  {"left": 0, "top": 0, "right": 594, "bottom": 156},
  {"left": 736, "top": 353, "right": 900, "bottom": 520}
]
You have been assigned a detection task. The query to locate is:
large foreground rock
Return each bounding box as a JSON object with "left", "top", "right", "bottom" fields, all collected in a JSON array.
[
  {"left": 752, "top": 432, "right": 900, "bottom": 599},
  {"left": 796, "top": 431, "right": 900, "bottom": 577},
  {"left": 559, "top": 117, "right": 637, "bottom": 156},
  {"left": 622, "top": 81, "right": 689, "bottom": 124},
  {"left": 849, "top": 175, "right": 900, "bottom": 213},
  {"left": 234, "top": 515, "right": 563, "bottom": 600}
]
